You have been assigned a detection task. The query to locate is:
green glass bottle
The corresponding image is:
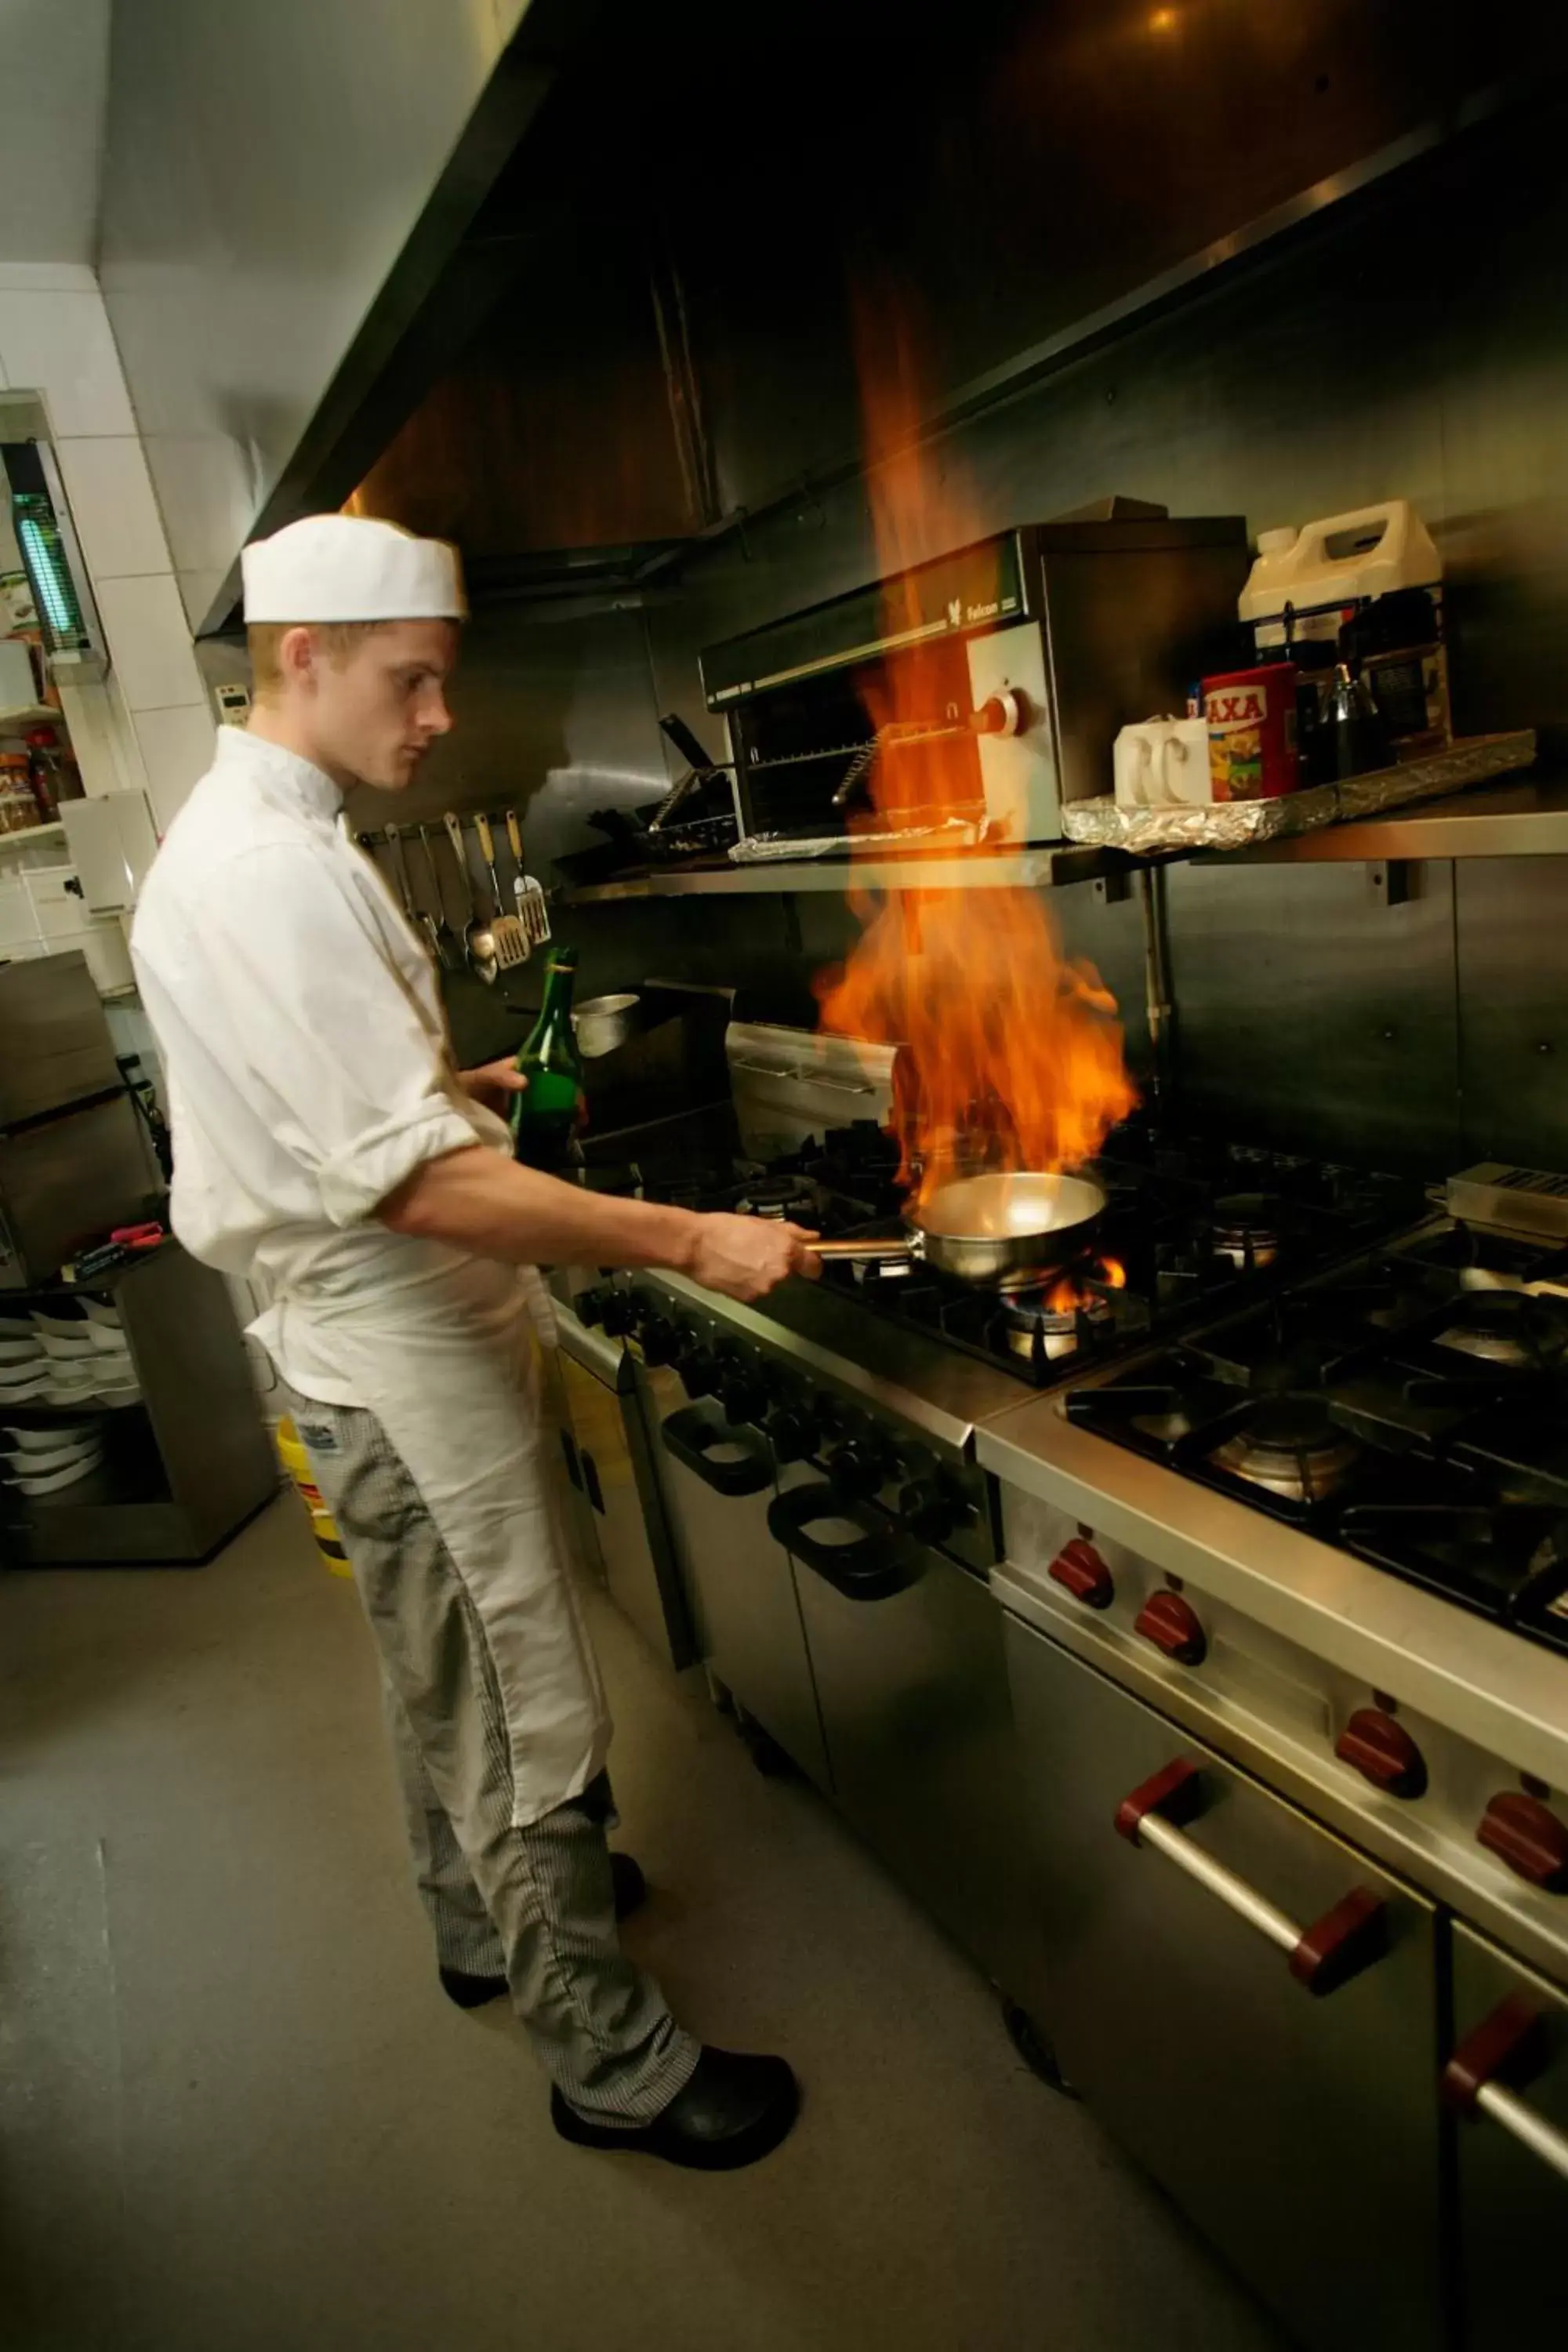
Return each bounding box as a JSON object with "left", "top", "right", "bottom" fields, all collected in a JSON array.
[{"left": 510, "top": 947, "right": 586, "bottom": 1171}]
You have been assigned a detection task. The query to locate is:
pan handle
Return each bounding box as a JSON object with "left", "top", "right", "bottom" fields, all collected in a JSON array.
[{"left": 808, "top": 1238, "right": 917, "bottom": 1262}]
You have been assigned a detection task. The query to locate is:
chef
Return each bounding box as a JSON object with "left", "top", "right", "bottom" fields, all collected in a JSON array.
[{"left": 131, "top": 514, "right": 817, "bottom": 2173}]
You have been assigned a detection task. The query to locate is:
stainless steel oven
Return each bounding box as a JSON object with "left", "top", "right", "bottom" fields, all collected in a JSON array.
[
  {"left": 768, "top": 1473, "right": 1037, "bottom": 2007},
  {"left": 554, "top": 1299, "right": 695, "bottom": 1672},
  {"left": 1003, "top": 1612, "right": 1446, "bottom": 2352},
  {"left": 1446, "top": 1922, "right": 1568, "bottom": 2351},
  {"left": 630, "top": 1323, "right": 832, "bottom": 1793},
  {"left": 591, "top": 1265, "right": 1044, "bottom": 2013}
]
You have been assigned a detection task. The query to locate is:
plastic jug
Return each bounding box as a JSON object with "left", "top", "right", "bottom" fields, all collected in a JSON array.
[
  {"left": 1239, "top": 499, "right": 1450, "bottom": 753},
  {"left": 1240, "top": 500, "right": 1442, "bottom": 642}
]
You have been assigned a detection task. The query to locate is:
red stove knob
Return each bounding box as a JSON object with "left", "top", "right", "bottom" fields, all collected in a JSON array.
[
  {"left": 1049, "top": 1537, "right": 1114, "bottom": 1610},
  {"left": 1335, "top": 1708, "right": 1428, "bottom": 1801},
  {"left": 1477, "top": 1791, "right": 1568, "bottom": 1893},
  {"left": 1135, "top": 1588, "right": 1207, "bottom": 1666}
]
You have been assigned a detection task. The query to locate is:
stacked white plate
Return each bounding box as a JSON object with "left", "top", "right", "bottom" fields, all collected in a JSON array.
[
  {"left": 30, "top": 1304, "right": 140, "bottom": 1406},
  {"left": 2, "top": 1421, "right": 103, "bottom": 1495},
  {"left": 0, "top": 1316, "right": 50, "bottom": 1403}
]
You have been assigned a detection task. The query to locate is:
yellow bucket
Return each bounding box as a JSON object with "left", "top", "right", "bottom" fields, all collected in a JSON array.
[{"left": 276, "top": 1415, "right": 353, "bottom": 1578}]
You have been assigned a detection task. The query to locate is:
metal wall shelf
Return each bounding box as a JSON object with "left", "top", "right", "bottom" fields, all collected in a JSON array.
[
  {"left": 559, "top": 843, "right": 1127, "bottom": 902},
  {"left": 1203, "top": 775, "right": 1568, "bottom": 866},
  {"left": 559, "top": 775, "right": 1568, "bottom": 902}
]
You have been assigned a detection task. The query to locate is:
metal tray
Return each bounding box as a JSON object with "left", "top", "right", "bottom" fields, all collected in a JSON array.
[{"left": 1061, "top": 732, "right": 1537, "bottom": 855}]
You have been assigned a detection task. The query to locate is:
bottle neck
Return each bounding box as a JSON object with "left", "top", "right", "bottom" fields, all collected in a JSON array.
[{"left": 536, "top": 957, "right": 577, "bottom": 1023}]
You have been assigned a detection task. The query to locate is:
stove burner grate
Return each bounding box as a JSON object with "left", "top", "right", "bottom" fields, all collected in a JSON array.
[
  {"left": 734, "top": 1174, "right": 819, "bottom": 1223},
  {"left": 1208, "top": 1392, "right": 1363, "bottom": 1504},
  {"left": 1209, "top": 1192, "right": 1285, "bottom": 1272},
  {"left": 1431, "top": 1289, "right": 1568, "bottom": 1371}
]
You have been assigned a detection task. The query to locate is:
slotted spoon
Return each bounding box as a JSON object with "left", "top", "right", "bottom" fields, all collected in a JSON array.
[{"left": 443, "top": 811, "right": 496, "bottom": 984}]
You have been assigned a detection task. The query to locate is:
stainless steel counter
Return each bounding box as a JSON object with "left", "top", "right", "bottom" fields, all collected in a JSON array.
[{"left": 978, "top": 1392, "right": 1568, "bottom": 1793}]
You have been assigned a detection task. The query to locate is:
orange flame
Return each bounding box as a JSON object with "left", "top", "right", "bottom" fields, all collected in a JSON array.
[
  {"left": 814, "top": 296, "right": 1135, "bottom": 1202},
  {"left": 1041, "top": 1256, "right": 1127, "bottom": 1316}
]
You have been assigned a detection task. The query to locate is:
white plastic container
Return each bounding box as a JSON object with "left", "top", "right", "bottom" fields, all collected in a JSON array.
[
  {"left": 1239, "top": 500, "right": 1450, "bottom": 753},
  {"left": 1114, "top": 717, "right": 1214, "bottom": 808},
  {"left": 1240, "top": 501, "right": 1442, "bottom": 638}
]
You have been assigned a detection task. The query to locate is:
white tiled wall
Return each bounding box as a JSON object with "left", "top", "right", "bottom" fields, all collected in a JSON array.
[{"left": 0, "top": 262, "right": 214, "bottom": 835}]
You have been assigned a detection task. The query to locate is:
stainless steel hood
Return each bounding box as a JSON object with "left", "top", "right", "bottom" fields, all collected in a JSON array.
[
  {"left": 347, "top": 2, "right": 1568, "bottom": 613},
  {"left": 97, "top": 2, "right": 1568, "bottom": 636}
]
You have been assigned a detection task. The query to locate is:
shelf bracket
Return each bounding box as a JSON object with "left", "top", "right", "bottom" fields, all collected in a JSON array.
[{"left": 1367, "top": 860, "right": 1417, "bottom": 907}]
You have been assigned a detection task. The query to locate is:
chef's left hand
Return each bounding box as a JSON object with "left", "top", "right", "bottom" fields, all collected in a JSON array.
[{"left": 461, "top": 1059, "right": 528, "bottom": 1116}]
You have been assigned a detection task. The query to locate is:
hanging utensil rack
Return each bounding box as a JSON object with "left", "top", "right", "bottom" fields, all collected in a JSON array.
[{"left": 356, "top": 810, "right": 554, "bottom": 970}]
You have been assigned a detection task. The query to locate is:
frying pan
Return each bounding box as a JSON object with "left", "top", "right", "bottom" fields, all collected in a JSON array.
[{"left": 808, "top": 1169, "right": 1106, "bottom": 1287}]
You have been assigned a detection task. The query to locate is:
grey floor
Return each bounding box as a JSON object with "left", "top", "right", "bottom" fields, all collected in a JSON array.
[{"left": 2, "top": 1497, "right": 1285, "bottom": 2352}]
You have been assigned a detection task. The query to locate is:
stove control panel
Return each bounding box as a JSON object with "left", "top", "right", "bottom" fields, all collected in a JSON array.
[
  {"left": 898, "top": 1470, "right": 975, "bottom": 1548},
  {"left": 1335, "top": 1708, "right": 1428, "bottom": 1802},
  {"left": 1477, "top": 1792, "right": 1568, "bottom": 1893},
  {"left": 1049, "top": 1536, "right": 1115, "bottom": 1610},
  {"left": 999, "top": 1486, "right": 1568, "bottom": 1976},
  {"left": 1134, "top": 1588, "right": 1208, "bottom": 1668},
  {"left": 621, "top": 1273, "right": 997, "bottom": 1571},
  {"left": 715, "top": 1343, "right": 772, "bottom": 1431},
  {"left": 825, "top": 1432, "right": 892, "bottom": 1501}
]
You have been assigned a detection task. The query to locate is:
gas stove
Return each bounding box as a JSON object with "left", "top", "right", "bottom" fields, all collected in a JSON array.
[
  {"left": 594, "top": 1116, "right": 1426, "bottom": 1388},
  {"left": 1062, "top": 1179, "right": 1568, "bottom": 1659}
]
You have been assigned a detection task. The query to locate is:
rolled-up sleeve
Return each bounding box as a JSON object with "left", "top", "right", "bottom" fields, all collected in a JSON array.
[{"left": 201, "top": 845, "right": 482, "bottom": 1224}]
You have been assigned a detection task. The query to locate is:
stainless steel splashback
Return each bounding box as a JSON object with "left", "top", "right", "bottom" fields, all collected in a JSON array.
[{"left": 726, "top": 1023, "right": 895, "bottom": 1163}]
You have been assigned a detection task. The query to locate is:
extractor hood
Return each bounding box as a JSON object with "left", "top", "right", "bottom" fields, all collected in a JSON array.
[{"left": 99, "top": 1, "right": 1568, "bottom": 633}]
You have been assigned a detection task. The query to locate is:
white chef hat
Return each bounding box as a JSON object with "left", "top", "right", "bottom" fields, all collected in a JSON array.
[{"left": 241, "top": 514, "right": 466, "bottom": 623}]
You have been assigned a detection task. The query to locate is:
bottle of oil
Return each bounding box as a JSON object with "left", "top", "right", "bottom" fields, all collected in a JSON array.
[{"left": 510, "top": 947, "right": 585, "bottom": 1171}]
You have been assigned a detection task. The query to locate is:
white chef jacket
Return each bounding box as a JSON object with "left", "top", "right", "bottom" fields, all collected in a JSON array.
[
  {"left": 131, "top": 726, "right": 608, "bottom": 1824},
  {"left": 129, "top": 724, "right": 524, "bottom": 1400}
]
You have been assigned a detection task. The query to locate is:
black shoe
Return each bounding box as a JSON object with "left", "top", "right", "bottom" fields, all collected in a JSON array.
[
  {"left": 550, "top": 2046, "right": 800, "bottom": 2172},
  {"left": 439, "top": 1853, "right": 650, "bottom": 2009},
  {"left": 439, "top": 1965, "right": 508, "bottom": 2009}
]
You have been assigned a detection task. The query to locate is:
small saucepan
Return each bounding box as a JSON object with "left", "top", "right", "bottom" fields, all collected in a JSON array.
[
  {"left": 572, "top": 992, "right": 642, "bottom": 1058},
  {"left": 808, "top": 1168, "right": 1106, "bottom": 1287}
]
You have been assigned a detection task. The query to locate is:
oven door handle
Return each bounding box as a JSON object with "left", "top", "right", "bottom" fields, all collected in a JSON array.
[
  {"left": 659, "top": 1406, "right": 773, "bottom": 1497},
  {"left": 1443, "top": 1994, "right": 1568, "bottom": 2183},
  {"left": 1115, "top": 1759, "right": 1391, "bottom": 1996},
  {"left": 767, "top": 1481, "right": 913, "bottom": 1602}
]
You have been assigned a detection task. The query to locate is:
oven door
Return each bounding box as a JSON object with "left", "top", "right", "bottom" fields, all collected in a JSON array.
[
  {"left": 1003, "top": 1613, "right": 1444, "bottom": 2352},
  {"left": 1446, "top": 1922, "right": 1568, "bottom": 2352},
  {"left": 555, "top": 1308, "right": 693, "bottom": 1671},
  {"left": 771, "top": 1478, "right": 1042, "bottom": 2011},
  {"left": 640, "top": 1360, "right": 831, "bottom": 1793}
]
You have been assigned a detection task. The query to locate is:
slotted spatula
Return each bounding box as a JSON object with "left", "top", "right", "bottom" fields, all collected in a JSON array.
[
  {"left": 506, "top": 807, "right": 551, "bottom": 949},
  {"left": 474, "top": 812, "right": 530, "bottom": 970}
]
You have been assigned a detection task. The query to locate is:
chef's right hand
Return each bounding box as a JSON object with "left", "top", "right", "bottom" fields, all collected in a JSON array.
[{"left": 685, "top": 1214, "right": 820, "bottom": 1301}]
